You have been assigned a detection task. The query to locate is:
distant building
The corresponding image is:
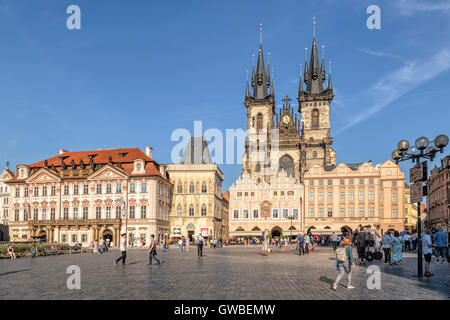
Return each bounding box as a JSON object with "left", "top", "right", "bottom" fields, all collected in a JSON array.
[
  {"left": 167, "top": 137, "right": 229, "bottom": 242},
  {"left": 0, "top": 163, "right": 14, "bottom": 241},
  {"left": 426, "top": 155, "right": 450, "bottom": 233},
  {"left": 303, "top": 160, "right": 405, "bottom": 234},
  {"left": 404, "top": 185, "right": 418, "bottom": 232},
  {"left": 5, "top": 147, "right": 172, "bottom": 246}
]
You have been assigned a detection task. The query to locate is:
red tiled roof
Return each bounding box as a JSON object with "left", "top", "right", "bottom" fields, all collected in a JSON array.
[
  {"left": 7, "top": 148, "right": 162, "bottom": 182},
  {"left": 222, "top": 191, "right": 230, "bottom": 201}
]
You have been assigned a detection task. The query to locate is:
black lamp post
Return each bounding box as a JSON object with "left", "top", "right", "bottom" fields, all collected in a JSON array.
[{"left": 391, "top": 134, "right": 448, "bottom": 278}]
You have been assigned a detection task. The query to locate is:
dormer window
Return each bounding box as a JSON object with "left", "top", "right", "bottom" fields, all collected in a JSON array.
[{"left": 133, "top": 159, "right": 145, "bottom": 174}]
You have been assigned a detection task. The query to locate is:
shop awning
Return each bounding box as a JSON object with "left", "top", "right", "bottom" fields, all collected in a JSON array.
[
  {"left": 229, "top": 231, "right": 263, "bottom": 237},
  {"left": 310, "top": 229, "right": 342, "bottom": 235}
]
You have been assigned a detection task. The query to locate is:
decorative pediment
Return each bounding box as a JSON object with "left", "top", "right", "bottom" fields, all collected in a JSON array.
[
  {"left": 0, "top": 169, "right": 14, "bottom": 181},
  {"left": 26, "top": 168, "right": 61, "bottom": 183},
  {"left": 87, "top": 164, "right": 128, "bottom": 181}
]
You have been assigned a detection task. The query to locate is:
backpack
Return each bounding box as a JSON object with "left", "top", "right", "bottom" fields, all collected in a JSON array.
[{"left": 336, "top": 247, "right": 348, "bottom": 263}]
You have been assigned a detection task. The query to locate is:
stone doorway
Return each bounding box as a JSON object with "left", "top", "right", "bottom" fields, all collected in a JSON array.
[{"left": 271, "top": 226, "right": 282, "bottom": 238}]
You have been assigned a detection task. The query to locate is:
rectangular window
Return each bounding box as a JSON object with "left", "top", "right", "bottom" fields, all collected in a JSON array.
[
  {"left": 96, "top": 184, "right": 102, "bottom": 194},
  {"left": 33, "top": 208, "right": 38, "bottom": 220},
  {"left": 141, "top": 182, "right": 147, "bottom": 193},
  {"left": 309, "top": 180, "right": 314, "bottom": 186},
  {"left": 340, "top": 192, "right": 345, "bottom": 200},
  {"left": 328, "top": 180, "right": 332, "bottom": 186},
  {"left": 81, "top": 234, "right": 87, "bottom": 243},
  {"left": 73, "top": 207, "right": 78, "bottom": 220},
  {"left": 272, "top": 208, "right": 278, "bottom": 219},
  {"left": 253, "top": 209, "right": 259, "bottom": 219},
  {"left": 116, "top": 183, "right": 122, "bottom": 193},
  {"left": 392, "top": 208, "right": 398, "bottom": 218},
  {"left": 73, "top": 185, "right": 79, "bottom": 195},
  {"left": 309, "top": 192, "right": 314, "bottom": 201},
  {"left": 359, "top": 179, "right": 364, "bottom": 185},
  {"left": 359, "top": 191, "right": 364, "bottom": 201},
  {"left": 72, "top": 234, "right": 77, "bottom": 243},
  {"left": 349, "top": 179, "right": 354, "bottom": 185},
  {"left": 15, "top": 210, "right": 19, "bottom": 221},
  {"left": 51, "top": 186, "right": 56, "bottom": 196},
  {"left": 380, "top": 181, "right": 383, "bottom": 187},
  {"left": 34, "top": 187, "right": 39, "bottom": 197},
  {"left": 340, "top": 208, "right": 345, "bottom": 217},
  {"left": 15, "top": 187, "right": 20, "bottom": 198},
  {"left": 340, "top": 179, "right": 345, "bottom": 185},
  {"left": 64, "top": 185, "right": 69, "bottom": 195},
  {"left": 96, "top": 207, "right": 101, "bottom": 219},
  {"left": 309, "top": 208, "right": 314, "bottom": 217},
  {"left": 141, "top": 206, "right": 147, "bottom": 219},
  {"left": 233, "top": 210, "right": 239, "bottom": 219},
  {"left": 293, "top": 208, "right": 299, "bottom": 219},
  {"left": 83, "top": 184, "right": 89, "bottom": 195},
  {"left": 327, "top": 192, "right": 332, "bottom": 201},
  {"left": 392, "top": 181, "right": 397, "bottom": 187},
  {"left": 380, "top": 193, "right": 384, "bottom": 202},
  {"left": 327, "top": 208, "right": 332, "bottom": 217},
  {"left": 61, "top": 234, "right": 66, "bottom": 243},
  {"left": 115, "top": 206, "right": 121, "bottom": 219},
  {"left": 63, "top": 208, "right": 69, "bottom": 220},
  {"left": 318, "top": 208, "right": 324, "bottom": 217},
  {"left": 42, "top": 208, "right": 47, "bottom": 220},
  {"left": 359, "top": 208, "right": 364, "bottom": 217},
  {"left": 42, "top": 186, "right": 47, "bottom": 196},
  {"left": 105, "top": 206, "right": 111, "bottom": 219},
  {"left": 349, "top": 208, "right": 354, "bottom": 217},
  {"left": 369, "top": 191, "right": 374, "bottom": 200},
  {"left": 369, "top": 207, "right": 374, "bottom": 217},
  {"left": 369, "top": 178, "right": 374, "bottom": 185},
  {"left": 24, "top": 187, "right": 29, "bottom": 196},
  {"left": 392, "top": 193, "right": 398, "bottom": 202},
  {"left": 129, "top": 206, "right": 135, "bottom": 219},
  {"left": 318, "top": 192, "right": 324, "bottom": 201},
  {"left": 51, "top": 208, "right": 56, "bottom": 220},
  {"left": 83, "top": 207, "right": 88, "bottom": 219},
  {"left": 349, "top": 192, "right": 354, "bottom": 200},
  {"left": 282, "top": 208, "right": 289, "bottom": 218},
  {"left": 319, "top": 180, "right": 324, "bottom": 186},
  {"left": 106, "top": 183, "right": 112, "bottom": 194},
  {"left": 380, "top": 208, "right": 384, "bottom": 218},
  {"left": 130, "top": 183, "right": 136, "bottom": 193},
  {"left": 243, "top": 210, "right": 249, "bottom": 219}
]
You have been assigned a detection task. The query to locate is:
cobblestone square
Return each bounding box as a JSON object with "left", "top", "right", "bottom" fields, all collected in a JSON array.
[{"left": 0, "top": 246, "right": 448, "bottom": 300}]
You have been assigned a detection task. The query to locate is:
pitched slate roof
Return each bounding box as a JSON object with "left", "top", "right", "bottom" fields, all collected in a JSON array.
[{"left": 180, "top": 137, "right": 213, "bottom": 164}]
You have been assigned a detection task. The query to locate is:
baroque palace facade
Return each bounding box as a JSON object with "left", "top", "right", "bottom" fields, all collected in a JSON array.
[
  {"left": 5, "top": 147, "right": 172, "bottom": 247},
  {"left": 229, "top": 24, "right": 405, "bottom": 238}
]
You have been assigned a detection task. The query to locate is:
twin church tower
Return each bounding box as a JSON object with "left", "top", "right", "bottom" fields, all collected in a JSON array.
[{"left": 242, "top": 20, "right": 336, "bottom": 183}]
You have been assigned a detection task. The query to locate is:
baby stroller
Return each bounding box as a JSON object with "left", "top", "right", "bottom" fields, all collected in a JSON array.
[{"left": 365, "top": 238, "right": 382, "bottom": 262}]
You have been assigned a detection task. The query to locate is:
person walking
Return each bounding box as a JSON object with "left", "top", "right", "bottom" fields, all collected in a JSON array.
[
  {"left": 178, "top": 238, "right": 183, "bottom": 251},
  {"left": 93, "top": 240, "right": 99, "bottom": 254},
  {"left": 99, "top": 238, "right": 105, "bottom": 254},
  {"left": 186, "top": 237, "right": 190, "bottom": 252},
  {"left": 298, "top": 234, "right": 305, "bottom": 255},
  {"left": 423, "top": 229, "right": 435, "bottom": 276},
  {"left": 332, "top": 237, "right": 355, "bottom": 290},
  {"left": 381, "top": 231, "right": 393, "bottom": 264},
  {"left": 374, "top": 225, "right": 381, "bottom": 252},
  {"left": 433, "top": 227, "right": 448, "bottom": 264},
  {"left": 148, "top": 234, "right": 161, "bottom": 265},
  {"left": 31, "top": 241, "right": 37, "bottom": 258},
  {"left": 197, "top": 233, "right": 205, "bottom": 258},
  {"left": 391, "top": 231, "right": 404, "bottom": 265},
  {"left": 331, "top": 232, "right": 338, "bottom": 251},
  {"left": 356, "top": 226, "right": 367, "bottom": 266},
  {"left": 8, "top": 243, "right": 16, "bottom": 259},
  {"left": 412, "top": 232, "right": 418, "bottom": 251},
  {"left": 304, "top": 234, "right": 310, "bottom": 254},
  {"left": 114, "top": 233, "right": 127, "bottom": 266}
]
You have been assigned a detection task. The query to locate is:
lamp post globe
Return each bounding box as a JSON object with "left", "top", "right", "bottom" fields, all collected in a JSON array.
[
  {"left": 415, "top": 136, "right": 429, "bottom": 150},
  {"left": 391, "top": 150, "right": 400, "bottom": 162},
  {"left": 434, "top": 134, "right": 449, "bottom": 150},
  {"left": 397, "top": 140, "right": 410, "bottom": 153},
  {"left": 409, "top": 146, "right": 418, "bottom": 155}
]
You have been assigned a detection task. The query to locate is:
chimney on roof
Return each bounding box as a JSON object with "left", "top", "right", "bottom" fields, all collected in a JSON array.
[
  {"left": 159, "top": 164, "right": 166, "bottom": 177},
  {"left": 145, "top": 146, "right": 153, "bottom": 159},
  {"left": 59, "top": 149, "right": 68, "bottom": 155}
]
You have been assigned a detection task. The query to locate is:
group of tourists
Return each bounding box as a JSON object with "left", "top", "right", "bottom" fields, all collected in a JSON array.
[{"left": 89, "top": 238, "right": 111, "bottom": 254}]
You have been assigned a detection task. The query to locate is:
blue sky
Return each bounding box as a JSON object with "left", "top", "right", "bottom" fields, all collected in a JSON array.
[{"left": 0, "top": 0, "right": 449, "bottom": 190}]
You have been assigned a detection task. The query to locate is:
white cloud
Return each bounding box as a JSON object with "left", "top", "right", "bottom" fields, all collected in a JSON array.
[
  {"left": 397, "top": 0, "right": 450, "bottom": 15},
  {"left": 357, "top": 48, "right": 405, "bottom": 61},
  {"left": 335, "top": 48, "right": 450, "bottom": 135}
]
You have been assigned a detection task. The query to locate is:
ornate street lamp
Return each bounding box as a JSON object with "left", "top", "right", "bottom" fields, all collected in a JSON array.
[{"left": 392, "top": 134, "right": 448, "bottom": 278}]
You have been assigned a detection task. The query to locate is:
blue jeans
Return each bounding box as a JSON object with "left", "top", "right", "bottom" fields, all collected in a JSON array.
[{"left": 149, "top": 251, "right": 160, "bottom": 265}]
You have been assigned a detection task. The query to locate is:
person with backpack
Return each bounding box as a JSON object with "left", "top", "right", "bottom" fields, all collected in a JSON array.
[
  {"left": 332, "top": 236, "right": 354, "bottom": 290},
  {"left": 356, "top": 226, "right": 367, "bottom": 266},
  {"left": 381, "top": 231, "right": 393, "bottom": 264}
]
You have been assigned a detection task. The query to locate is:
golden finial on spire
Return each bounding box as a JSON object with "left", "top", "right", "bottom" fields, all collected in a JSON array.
[
  {"left": 259, "top": 23, "right": 263, "bottom": 45},
  {"left": 305, "top": 47, "right": 308, "bottom": 61}
]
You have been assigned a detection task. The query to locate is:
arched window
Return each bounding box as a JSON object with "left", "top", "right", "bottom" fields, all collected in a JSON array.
[
  {"left": 312, "top": 109, "right": 319, "bottom": 127},
  {"left": 201, "top": 205, "right": 207, "bottom": 216},
  {"left": 279, "top": 154, "right": 294, "bottom": 177},
  {"left": 189, "top": 205, "right": 194, "bottom": 216},
  {"left": 189, "top": 182, "right": 194, "bottom": 193},
  {"left": 255, "top": 163, "right": 261, "bottom": 172},
  {"left": 252, "top": 117, "right": 255, "bottom": 127},
  {"left": 257, "top": 113, "right": 263, "bottom": 130},
  {"left": 201, "top": 182, "right": 207, "bottom": 193},
  {"left": 177, "top": 204, "right": 182, "bottom": 216},
  {"left": 313, "top": 151, "right": 317, "bottom": 158},
  {"left": 177, "top": 183, "right": 182, "bottom": 193}
]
